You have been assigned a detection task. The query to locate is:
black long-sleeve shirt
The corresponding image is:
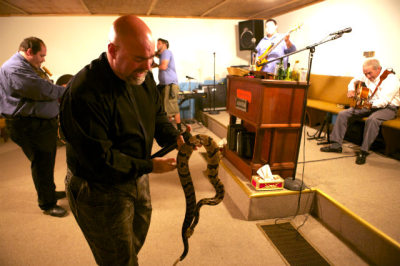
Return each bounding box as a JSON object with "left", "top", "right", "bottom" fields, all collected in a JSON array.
[{"left": 60, "top": 53, "right": 179, "bottom": 184}]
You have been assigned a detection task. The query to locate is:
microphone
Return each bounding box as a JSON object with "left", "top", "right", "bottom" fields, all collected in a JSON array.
[
  {"left": 329, "top": 27, "right": 352, "bottom": 35},
  {"left": 186, "top": 75, "right": 195, "bottom": 80},
  {"left": 251, "top": 37, "right": 257, "bottom": 51}
]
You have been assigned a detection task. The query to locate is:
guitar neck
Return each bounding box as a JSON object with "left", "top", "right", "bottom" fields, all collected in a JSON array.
[
  {"left": 258, "top": 34, "right": 285, "bottom": 61},
  {"left": 269, "top": 35, "right": 285, "bottom": 53},
  {"left": 260, "top": 27, "right": 298, "bottom": 60},
  {"left": 255, "top": 24, "right": 301, "bottom": 70}
]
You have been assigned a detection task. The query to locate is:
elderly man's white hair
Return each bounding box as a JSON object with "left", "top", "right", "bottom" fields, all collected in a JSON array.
[{"left": 363, "top": 58, "right": 381, "bottom": 70}]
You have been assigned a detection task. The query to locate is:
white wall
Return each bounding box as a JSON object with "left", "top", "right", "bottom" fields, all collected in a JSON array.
[
  {"left": 276, "top": 0, "right": 400, "bottom": 77},
  {"left": 146, "top": 17, "right": 249, "bottom": 83},
  {"left": 0, "top": 0, "right": 399, "bottom": 83},
  {"left": 0, "top": 16, "right": 249, "bottom": 84}
]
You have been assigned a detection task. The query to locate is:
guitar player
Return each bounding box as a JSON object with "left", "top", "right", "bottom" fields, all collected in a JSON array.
[
  {"left": 255, "top": 18, "right": 296, "bottom": 73},
  {"left": 320, "top": 58, "right": 400, "bottom": 165}
]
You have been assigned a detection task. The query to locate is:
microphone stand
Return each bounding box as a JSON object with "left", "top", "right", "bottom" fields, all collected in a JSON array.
[
  {"left": 261, "top": 33, "right": 344, "bottom": 84},
  {"left": 250, "top": 39, "right": 257, "bottom": 71},
  {"left": 209, "top": 52, "right": 219, "bottom": 115},
  {"left": 184, "top": 76, "right": 196, "bottom": 124},
  {"left": 260, "top": 33, "right": 345, "bottom": 191}
]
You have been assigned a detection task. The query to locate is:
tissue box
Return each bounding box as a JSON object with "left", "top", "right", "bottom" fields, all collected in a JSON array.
[{"left": 251, "top": 175, "right": 284, "bottom": 191}]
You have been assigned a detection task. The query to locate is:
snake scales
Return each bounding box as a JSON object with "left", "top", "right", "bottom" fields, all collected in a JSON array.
[{"left": 173, "top": 134, "right": 225, "bottom": 265}]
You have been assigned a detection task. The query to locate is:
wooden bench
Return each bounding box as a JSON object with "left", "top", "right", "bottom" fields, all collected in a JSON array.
[
  {"left": 306, "top": 74, "right": 400, "bottom": 155},
  {"left": 0, "top": 117, "right": 8, "bottom": 142}
]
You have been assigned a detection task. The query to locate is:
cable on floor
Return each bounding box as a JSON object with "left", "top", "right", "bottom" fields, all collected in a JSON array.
[{"left": 274, "top": 125, "right": 313, "bottom": 232}]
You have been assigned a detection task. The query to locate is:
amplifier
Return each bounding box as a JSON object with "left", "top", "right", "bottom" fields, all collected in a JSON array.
[{"left": 198, "top": 84, "right": 227, "bottom": 111}]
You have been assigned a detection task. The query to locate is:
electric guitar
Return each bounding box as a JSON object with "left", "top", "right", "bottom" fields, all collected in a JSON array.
[{"left": 255, "top": 24, "right": 302, "bottom": 71}]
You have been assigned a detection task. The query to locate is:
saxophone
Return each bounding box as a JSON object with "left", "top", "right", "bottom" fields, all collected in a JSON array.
[{"left": 34, "top": 65, "right": 52, "bottom": 81}]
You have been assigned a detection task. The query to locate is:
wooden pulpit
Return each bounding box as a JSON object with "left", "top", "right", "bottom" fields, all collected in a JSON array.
[{"left": 224, "top": 75, "right": 309, "bottom": 180}]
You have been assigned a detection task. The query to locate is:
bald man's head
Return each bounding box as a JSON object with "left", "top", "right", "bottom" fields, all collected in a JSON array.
[
  {"left": 107, "top": 15, "right": 156, "bottom": 85},
  {"left": 109, "top": 15, "right": 153, "bottom": 46}
]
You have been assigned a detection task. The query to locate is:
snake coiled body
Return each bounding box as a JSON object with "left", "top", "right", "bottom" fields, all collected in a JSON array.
[{"left": 174, "top": 134, "right": 225, "bottom": 265}]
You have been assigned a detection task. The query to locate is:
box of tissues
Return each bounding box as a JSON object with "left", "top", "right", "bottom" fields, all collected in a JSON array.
[
  {"left": 251, "top": 175, "right": 284, "bottom": 190},
  {"left": 251, "top": 164, "right": 284, "bottom": 191}
]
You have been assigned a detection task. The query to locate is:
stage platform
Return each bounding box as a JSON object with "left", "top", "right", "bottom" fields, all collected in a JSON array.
[{"left": 199, "top": 110, "right": 400, "bottom": 265}]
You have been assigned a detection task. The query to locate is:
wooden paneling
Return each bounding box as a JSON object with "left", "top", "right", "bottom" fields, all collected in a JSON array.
[
  {"left": 225, "top": 75, "right": 308, "bottom": 179},
  {"left": 0, "top": 0, "right": 324, "bottom": 19}
]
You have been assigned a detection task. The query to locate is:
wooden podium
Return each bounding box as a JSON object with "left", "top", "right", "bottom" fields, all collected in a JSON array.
[{"left": 224, "top": 75, "right": 309, "bottom": 180}]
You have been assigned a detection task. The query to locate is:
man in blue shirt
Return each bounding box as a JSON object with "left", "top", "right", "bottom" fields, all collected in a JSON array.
[
  {"left": 154, "top": 38, "right": 182, "bottom": 131},
  {"left": 0, "top": 37, "right": 67, "bottom": 217},
  {"left": 255, "top": 19, "right": 296, "bottom": 74}
]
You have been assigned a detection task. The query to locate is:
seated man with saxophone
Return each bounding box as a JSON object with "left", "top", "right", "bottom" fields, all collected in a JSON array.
[
  {"left": 0, "top": 37, "right": 68, "bottom": 217},
  {"left": 255, "top": 18, "right": 296, "bottom": 73},
  {"left": 320, "top": 58, "right": 400, "bottom": 165}
]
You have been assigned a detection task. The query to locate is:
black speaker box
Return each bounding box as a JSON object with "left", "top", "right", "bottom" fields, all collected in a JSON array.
[
  {"left": 237, "top": 131, "right": 255, "bottom": 159},
  {"left": 227, "top": 124, "right": 246, "bottom": 151},
  {"left": 238, "top": 20, "right": 264, "bottom": 51}
]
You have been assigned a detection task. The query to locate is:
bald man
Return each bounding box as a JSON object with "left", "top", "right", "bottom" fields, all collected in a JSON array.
[{"left": 60, "top": 15, "right": 187, "bottom": 265}]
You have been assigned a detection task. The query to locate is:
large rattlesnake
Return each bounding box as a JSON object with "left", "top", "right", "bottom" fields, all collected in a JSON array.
[{"left": 173, "top": 134, "right": 225, "bottom": 265}]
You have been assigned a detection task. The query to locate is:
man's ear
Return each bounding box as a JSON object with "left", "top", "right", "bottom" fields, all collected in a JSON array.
[
  {"left": 108, "top": 43, "right": 117, "bottom": 58},
  {"left": 26, "top": 48, "right": 34, "bottom": 56}
]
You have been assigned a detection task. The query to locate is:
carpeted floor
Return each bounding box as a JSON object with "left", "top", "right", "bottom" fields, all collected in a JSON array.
[
  {"left": 0, "top": 116, "right": 399, "bottom": 265},
  {"left": 207, "top": 111, "right": 400, "bottom": 241}
]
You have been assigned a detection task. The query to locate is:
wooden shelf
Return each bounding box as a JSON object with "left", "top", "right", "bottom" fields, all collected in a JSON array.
[{"left": 225, "top": 75, "right": 309, "bottom": 180}]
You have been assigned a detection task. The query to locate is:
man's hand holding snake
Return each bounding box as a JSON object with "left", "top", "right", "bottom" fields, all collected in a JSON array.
[
  {"left": 152, "top": 125, "right": 198, "bottom": 173},
  {"left": 151, "top": 157, "right": 177, "bottom": 173}
]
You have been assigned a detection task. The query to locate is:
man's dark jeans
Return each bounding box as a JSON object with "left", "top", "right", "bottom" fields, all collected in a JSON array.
[
  {"left": 66, "top": 171, "right": 152, "bottom": 266},
  {"left": 7, "top": 117, "right": 58, "bottom": 210}
]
